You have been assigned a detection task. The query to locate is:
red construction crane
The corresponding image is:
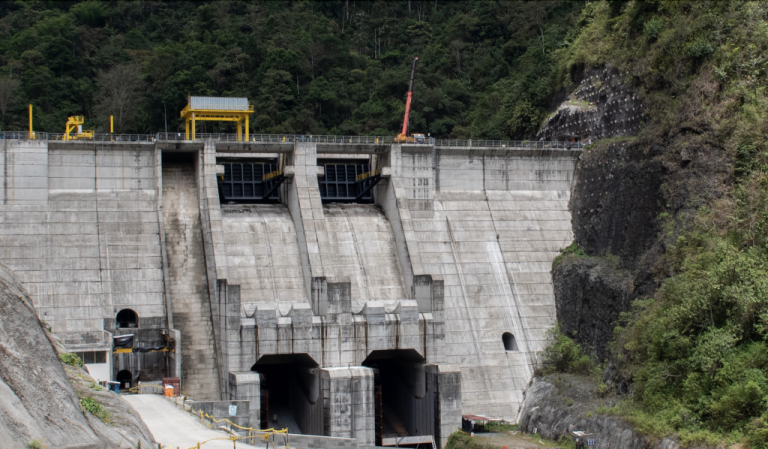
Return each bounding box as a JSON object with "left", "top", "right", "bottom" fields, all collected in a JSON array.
[{"left": 395, "top": 57, "right": 425, "bottom": 144}]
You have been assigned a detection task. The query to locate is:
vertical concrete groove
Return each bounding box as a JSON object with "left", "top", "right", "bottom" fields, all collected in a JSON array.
[
  {"left": 155, "top": 146, "right": 174, "bottom": 330},
  {"left": 163, "top": 156, "right": 221, "bottom": 400},
  {"left": 445, "top": 217, "right": 484, "bottom": 371},
  {"left": 197, "top": 143, "right": 226, "bottom": 399},
  {"left": 340, "top": 206, "right": 371, "bottom": 301},
  {"left": 256, "top": 208, "right": 280, "bottom": 310}
]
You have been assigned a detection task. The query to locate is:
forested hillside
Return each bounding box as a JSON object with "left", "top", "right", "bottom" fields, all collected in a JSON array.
[
  {"left": 0, "top": 1, "right": 583, "bottom": 136},
  {"left": 541, "top": 2, "right": 768, "bottom": 447}
]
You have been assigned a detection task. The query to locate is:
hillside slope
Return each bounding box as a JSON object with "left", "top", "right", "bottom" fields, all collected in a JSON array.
[
  {"left": 529, "top": 2, "right": 768, "bottom": 447},
  {"left": 0, "top": 263, "right": 155, "bottom": 449}
]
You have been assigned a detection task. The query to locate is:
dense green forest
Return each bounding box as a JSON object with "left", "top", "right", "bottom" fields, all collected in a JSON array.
[{"left": 0, "top": 1, "right": 583, "bottom": 136}]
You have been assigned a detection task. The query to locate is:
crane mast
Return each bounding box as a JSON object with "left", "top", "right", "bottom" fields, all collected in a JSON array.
[
  {"left": 396, "top": 57, "right": 425, "bottom": 143},
  {"left": 401, "top": 57, "right": 418, "bottom": 136}
]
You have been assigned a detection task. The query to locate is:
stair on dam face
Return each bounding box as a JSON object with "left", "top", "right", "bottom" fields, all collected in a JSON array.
[
  {"left": 162, "top": 159, "right": 220, "bottom": 401},
  {"left": 321, "top": 204, "right": 407, "bottom": 304},
  {"left": 219, "top": 204, "right": 308, "bottom": 316}
]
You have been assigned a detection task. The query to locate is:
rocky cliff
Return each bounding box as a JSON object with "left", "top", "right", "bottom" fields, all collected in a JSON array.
[
  {"left": 0, "top": 263, "right": 156, "bottom": 449},
  {"left": 518, "top": 374, "right": 679, "bottom": 449}
]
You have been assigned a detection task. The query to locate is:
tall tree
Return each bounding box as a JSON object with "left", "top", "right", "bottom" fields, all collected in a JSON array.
[
  {"left": 0, "top": 78, "right": 20, "bottom": 118},
  {"left": 94, "top": 64, "right": 145, "bottom": 133}
]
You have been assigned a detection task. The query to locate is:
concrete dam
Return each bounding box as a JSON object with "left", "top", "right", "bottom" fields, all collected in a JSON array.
[{"left": 0, "top": 135, "right": 580, "bottom": 447}]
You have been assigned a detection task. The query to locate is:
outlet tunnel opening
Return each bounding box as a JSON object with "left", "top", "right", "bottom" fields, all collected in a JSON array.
[
  {"left": 217, "top": 159, "right": 283, "bottom": 204},
  {"left": 251, "top": 353, "right": 322, "bottom": 436},
  {"left": 363, "top": 349, "right": 436, "bottom": 447}
]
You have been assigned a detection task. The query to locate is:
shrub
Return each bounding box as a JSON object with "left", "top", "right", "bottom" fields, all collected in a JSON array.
[
  {"left": 687, "top": 37, "right": 714, "bottom": 58},
  {"left": 444, "top": 432, "right": 486, "bottom": 449},
  {"left": 747, "top": 413, "right": 768, "bottom": 449},
  {"left": 553, "top": 241, "right": 588, "bottom": 266},
  {"left": 539, "top": 325, "right": 595, "bottom": 375},
  {"left": 644, "top": 17, "right": 663, "bottom": 40},
  {"left": 26, "top": 439, "right": 47, "bottom": 449},
  {"left": 80, "top": 397, "right": 110, "bottom": 423},
  {"left": 59, "top": 353, "right": 83, "bottom": 367}
]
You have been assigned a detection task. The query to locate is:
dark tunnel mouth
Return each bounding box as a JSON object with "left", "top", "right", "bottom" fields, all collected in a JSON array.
[
  {"left": 250, "top": 353, "right": 321, "bottom": 435},
  {"left": 363, "top": 349, "right": 431, "bottom": 443}
]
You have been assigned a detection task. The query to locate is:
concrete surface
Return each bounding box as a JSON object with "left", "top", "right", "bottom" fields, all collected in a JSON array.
[
  {"left": 124, "top": 395, "right": 258, "bottom": 449},
  {"left": 1, "top": 137, "right": 581, "bottom": 446}
]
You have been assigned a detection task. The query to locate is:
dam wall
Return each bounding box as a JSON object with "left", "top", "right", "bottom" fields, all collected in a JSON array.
[
  {"left": 0, "top": 136, "right": 579, "bottom": 446},
  {"left": 379, "top": 146, "right": 575, "bottom": 418}
]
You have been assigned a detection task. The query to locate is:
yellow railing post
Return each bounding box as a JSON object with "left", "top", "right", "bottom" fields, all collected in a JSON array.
[
  {"left": 191, "top": 112, "right": 196, "bottom": 140},
  {"left": 245, "top": 116, "right": 249, "bottom": 142},
  {"left": 110, "top": 115, "right": 114, "bottom": 133},
  {"left": 28, "top": 104, "right": 34, "bottom": 139}
]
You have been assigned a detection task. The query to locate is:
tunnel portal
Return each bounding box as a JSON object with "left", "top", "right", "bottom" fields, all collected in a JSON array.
[
  {"left": 251, "top": 354, "right": 322, "bottom": 435},
  {"left": 363, "top": 349, "right": 437, "bottom": 447}
]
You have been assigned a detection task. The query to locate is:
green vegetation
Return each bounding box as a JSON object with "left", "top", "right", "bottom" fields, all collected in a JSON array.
[
  {"left": 538, "top": 325, "right": 595, "bottom": 376},
  {"left": 79, "top": 396, "right": 110, "bottom": 423},
  {"left": 26, "top": 439, "right": 47, "bottom": 449},
  {"left": 539, "top": 2, "right": 768, "bottom": 447},
  {"left": 88, "top": 383, "right": 103, "bottom": 391},
  {"left": 59, "top": 352, "right": 83, "bottom": 367},
  {"left": 0, "top": 1, "right": 585, "bottom": 137},
  {"left": 553, "top": 241, "right": 588, "bottom": 267}
]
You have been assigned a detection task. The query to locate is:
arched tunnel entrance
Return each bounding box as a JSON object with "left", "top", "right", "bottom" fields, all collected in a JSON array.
[
  {"left": 251, "top": 354, "right": 322, "bottom": 435},
  {"left": 364, "top": 349, "right": 436, "bottom": 447}
]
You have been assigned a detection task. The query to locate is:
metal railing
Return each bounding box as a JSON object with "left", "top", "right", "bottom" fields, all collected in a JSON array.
[
  {"left": 48, "top": 133, "right": 156, "bottom": 142},
  {"left": 1, "top": 130, "right": 588, "bottom": 149},
  {"left": 433, "top": 139, "right": 587, "bottom": 149},
  {"left": 0, "top": 131, "right": 48, "bottom": 140}
]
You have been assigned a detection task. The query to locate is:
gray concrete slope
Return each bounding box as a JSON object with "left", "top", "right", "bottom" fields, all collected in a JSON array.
[
  {"left": 219, "top": 204, "right": 307, "bottom": 316},
  {"left": 162, "top": 161, "right": 220, "bottom": 400},
  {"left": 321, "top": 203, "right": 407, "bottom": 304}
]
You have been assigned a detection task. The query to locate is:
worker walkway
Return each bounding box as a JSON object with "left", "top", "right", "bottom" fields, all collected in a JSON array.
[{"left": 124, "top": 395, "right": 258, "bottom": 449}]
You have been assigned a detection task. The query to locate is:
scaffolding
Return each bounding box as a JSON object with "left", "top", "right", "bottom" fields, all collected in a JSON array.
[{"left": 181, "top": 96, "right": 254, "bottom": 141}]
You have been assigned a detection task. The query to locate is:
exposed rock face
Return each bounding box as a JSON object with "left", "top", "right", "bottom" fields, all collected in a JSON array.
[
  {"left": 553, "top": 257, "right": 632, "bottom": 360},
  {"left": 548, "top": 64, "right": 730, "bottom": 362},
  {"left": 518, "top": 375, "right": 679, "bottom": 449},
  {"left": 537, "top": 64, "right": 646, "bottom": 142},
  {"left": 0, "top": 263, "right": 155, "bottom": 449}
]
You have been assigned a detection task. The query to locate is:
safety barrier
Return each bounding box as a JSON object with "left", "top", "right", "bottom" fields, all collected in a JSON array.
[
  {"left": 127, "top": 383, "right": 165, "bottom": 395},
  {"left": 0, "top": 131, "right": 48, "bottom": 140},
  {"left": 1, "top": 130, "right": 587, "bottom": 149},
  {"left": 155, "top": 392, "right": 290, "bottom": 449}
]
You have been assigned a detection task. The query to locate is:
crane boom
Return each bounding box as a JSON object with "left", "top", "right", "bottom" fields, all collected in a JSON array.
[{"left": 401, "top": 57, "right": 419, "bottom": 137}]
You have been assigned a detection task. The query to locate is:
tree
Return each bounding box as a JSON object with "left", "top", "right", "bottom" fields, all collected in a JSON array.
[
  {"left": 0, "top": 78, "right": 20, "bottom": 118},
  {"left": 94, "top": 64, "right": 145, "bottom": 133}
]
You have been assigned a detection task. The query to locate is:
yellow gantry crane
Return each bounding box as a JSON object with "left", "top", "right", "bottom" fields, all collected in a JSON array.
[
  {"left": 181, "top": 96, "right": 254, "bottom": 141},
  {"left": 63, "top": 116, "right": 95, "bottom": 140}
]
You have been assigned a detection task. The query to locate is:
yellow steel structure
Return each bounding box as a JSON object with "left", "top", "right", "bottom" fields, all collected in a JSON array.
[
  {"left": 181, "top": 97, "right": 253, "bottom": 141},
  {"left": 28, "top": 104, "right": 35, "bottom": 139},
  {"left": 63, "top": 116, "right": 95, "bottom": 140}
]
